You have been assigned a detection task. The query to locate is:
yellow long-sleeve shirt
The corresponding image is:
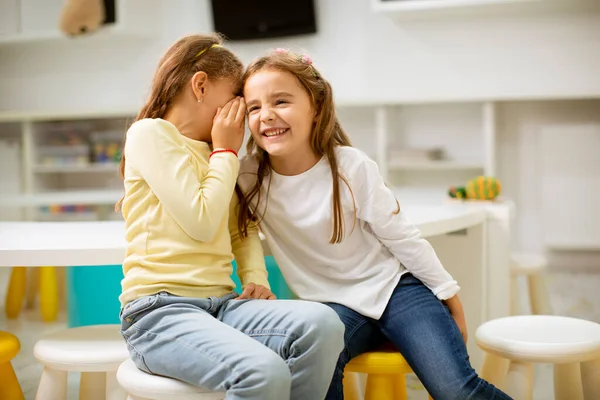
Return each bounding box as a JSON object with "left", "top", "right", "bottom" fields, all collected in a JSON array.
[{"left": 119, "top": 118, "right": 269, "bottom": 307}]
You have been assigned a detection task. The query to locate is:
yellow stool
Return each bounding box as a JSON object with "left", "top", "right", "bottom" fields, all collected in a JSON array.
[
  {"left": 0, "top": 331, "right": 25, "bottom": 400},
  {"left": 344, "top": 344, "right": 433, "bottom": 400},
  {"left": 5, "top": 266, "right": 62, "bottom": 322}
]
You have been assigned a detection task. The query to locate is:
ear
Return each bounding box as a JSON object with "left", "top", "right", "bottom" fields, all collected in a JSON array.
[{"left": 191, "top": 71, "right": 208, "bottom": 102}]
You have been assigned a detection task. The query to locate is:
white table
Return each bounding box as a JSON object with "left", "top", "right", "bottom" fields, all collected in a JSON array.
[
  {"left": 0, "top": 204, "right": 485, "bottom": 267},
  {"left": 0, "top": 202, "right": 511, "bottom": 371}
]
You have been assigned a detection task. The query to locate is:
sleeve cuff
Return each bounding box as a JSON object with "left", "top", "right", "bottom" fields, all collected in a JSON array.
[
  {"left": 241, "top": 272, "right": 271, "bottom": 291},
  {"left": 432, "top": 281, "right": 461, "bottom": 300}
]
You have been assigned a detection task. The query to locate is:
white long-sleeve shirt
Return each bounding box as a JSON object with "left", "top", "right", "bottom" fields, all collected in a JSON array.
[{"left": 239, "top": 146, "right": 460, "bottom": 319}]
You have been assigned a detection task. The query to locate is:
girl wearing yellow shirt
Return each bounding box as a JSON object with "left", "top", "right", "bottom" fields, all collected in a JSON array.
[{"left": 117, "top": 34, "right": 344, "bottom": 400}]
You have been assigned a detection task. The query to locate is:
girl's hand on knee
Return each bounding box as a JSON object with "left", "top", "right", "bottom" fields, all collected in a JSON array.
[
  {"left": 235, "top": 283, "right": 277, "bottom": 300},
  {"left": 444, "top": 294, "right": 468, "bottom": 343}
]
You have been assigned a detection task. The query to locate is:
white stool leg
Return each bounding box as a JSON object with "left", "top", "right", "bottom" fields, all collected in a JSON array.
[
  {"left": 505, "top": 360, "right": 534, "bottom": 400},
  {"left": 554, "top": 362, "right": 583, "bottom": 400},
  {"left": 106, "top": 371, "right": 127, "bottom": 400},
  {"left": 80, "top": 372, "right": 106, "bottom": 400},
  {"left": 36, "top": 367, "right": 68, "bottom": 400},
  {"left": 528, "top": 274, "right": 552, "bottom": 315},
  {"left": 480, "top": 353, "right": 509, "bottom": 389},
  {"left": 581, "top": 358, "right": 600, "bottom": 400},
  {"left": 510, "top": 274, "right": 520, "bottom": 315}
]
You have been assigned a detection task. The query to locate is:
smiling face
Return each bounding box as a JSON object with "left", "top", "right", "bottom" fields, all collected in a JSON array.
[{"left": 244, "top": 68, "right": 316, "bottom": 162}]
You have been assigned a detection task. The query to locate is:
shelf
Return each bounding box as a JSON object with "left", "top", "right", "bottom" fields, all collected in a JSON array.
[
  {"left": 0, "top": 190, "right": 123, "bottom": 207},
  {"left": 388, "top": 159, "right": 484, "bottom": 171},
  {"left": 33, "top": 163, "right": 119, "bottom": 174},
  {"left": 371, "top": 0, "right": 598, "bottom": 18}
]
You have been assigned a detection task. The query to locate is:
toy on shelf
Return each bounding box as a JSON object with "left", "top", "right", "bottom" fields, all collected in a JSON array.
[
  {"left": 38, "top": 205, "right": 98, "bottom": 221},
  {"left": 449, "top": 176, "right": 502, "bottom": 201},
  {"left": 91, "top": 131, "right": 123, "bottom": 164},
  {"left": 39, "top": 131, "right": 90, "bottom": 166}
]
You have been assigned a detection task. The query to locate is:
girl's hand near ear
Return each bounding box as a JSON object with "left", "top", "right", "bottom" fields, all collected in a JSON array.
[{"left": 211, "top": 97, "right": 246, "bottom": 153}]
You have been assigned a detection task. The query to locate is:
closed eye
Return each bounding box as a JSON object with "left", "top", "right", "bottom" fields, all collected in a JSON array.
[{"left": 276, "top": 99, "right": 288, "bottom": 105}]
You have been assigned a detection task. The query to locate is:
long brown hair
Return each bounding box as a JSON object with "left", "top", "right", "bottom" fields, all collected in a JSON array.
[
  {"left": 239, "top": 50, "right": 355, "bottom": 244},
  {"left": 115, "top": 33, "right": 244, "bottom": 211}
]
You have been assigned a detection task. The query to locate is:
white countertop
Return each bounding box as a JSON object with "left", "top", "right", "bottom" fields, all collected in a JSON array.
[{"left": 0, "top": 204, "right": 485, "bottom": 267}]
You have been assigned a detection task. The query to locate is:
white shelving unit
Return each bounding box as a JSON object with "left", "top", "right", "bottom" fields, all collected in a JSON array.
[
  {"left": 352, "top": 102, "right": 494, "bottom": 187},
  {"left": 371, "top": 0, "right": 598, "bottom": 19},
  {"left": 0, "top": 110, "right": 135, "bottom": 221}
]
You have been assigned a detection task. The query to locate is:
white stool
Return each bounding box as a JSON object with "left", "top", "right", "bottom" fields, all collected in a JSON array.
[
  {"left": 511, "top": 253, "right": 552, "bottom": 315},
  {"left": 34, "top": 324, "right": 129, "bottom": 400},
  {"left": 476, "top": 315, "right": 600, "bottom": 400},
  {"left": 117, "top": 358, "right": 225, "bottom": 400}
]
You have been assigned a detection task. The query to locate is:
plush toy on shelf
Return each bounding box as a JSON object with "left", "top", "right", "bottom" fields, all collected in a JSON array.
[
  {"left": 59, "top": 0, "right": 106, "bottom": 37},
  {"left": 448, "top": 176, "right": 502, "bottom": 201}
]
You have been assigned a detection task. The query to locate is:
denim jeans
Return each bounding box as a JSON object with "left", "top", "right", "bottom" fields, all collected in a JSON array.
[
  {"left": 325, "top": 274, "right": 513, "bottom": 400},
  {"left": 120, "top": 291, "right": 345, "bottom": 400}
]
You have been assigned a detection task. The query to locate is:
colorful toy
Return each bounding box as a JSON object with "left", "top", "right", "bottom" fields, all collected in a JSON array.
[{"left": 449, "top": 176, "right": 502, "bottom": 201}]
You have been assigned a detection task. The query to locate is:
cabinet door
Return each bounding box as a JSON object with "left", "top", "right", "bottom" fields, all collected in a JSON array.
[{"left": 0, "top": 0, "right": 19, "bottom": 36}]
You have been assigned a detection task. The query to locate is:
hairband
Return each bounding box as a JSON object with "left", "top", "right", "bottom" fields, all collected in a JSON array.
[{"left": 196, "top": 43, "right": 221, "bottom": 58}]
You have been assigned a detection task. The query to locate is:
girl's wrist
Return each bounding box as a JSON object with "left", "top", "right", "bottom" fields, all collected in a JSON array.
[{"left": 210, "top": 148, "right": 238, "bottom": 158}]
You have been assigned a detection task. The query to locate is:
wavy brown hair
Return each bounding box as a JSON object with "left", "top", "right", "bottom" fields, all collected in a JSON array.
[
  {"left": 115, "top": 33, "right": 244, "bottom": 211},
  {"left": 239, "top": 50, "right": 356, "bottom": 244}
]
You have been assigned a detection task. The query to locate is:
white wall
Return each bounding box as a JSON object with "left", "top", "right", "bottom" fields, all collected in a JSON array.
[
  {"left": 497, "top": 100, "right": 600, "bottom": 265},
  {"left": 1, "top": 0, "right": 599, "bottom": 260},
  {"left": 0, "top": 0, "right": 599, "bottom": 112}
]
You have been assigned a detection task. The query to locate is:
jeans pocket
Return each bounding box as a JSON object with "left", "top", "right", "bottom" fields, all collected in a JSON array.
[{"left": 121, "top": 294, "right": 160, "bottom": 333}]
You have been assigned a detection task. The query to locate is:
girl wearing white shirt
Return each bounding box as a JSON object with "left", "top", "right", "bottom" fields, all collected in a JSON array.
[{"left": 238, "top": 49, "right": 512, "bottom": 400}]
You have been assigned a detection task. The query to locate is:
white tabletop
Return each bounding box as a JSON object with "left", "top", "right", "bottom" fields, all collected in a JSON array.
[{"left": 0, "top": 204, "right": 485, "bottom": 267}]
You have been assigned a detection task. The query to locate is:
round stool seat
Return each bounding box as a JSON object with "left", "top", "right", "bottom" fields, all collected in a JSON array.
[
  {"left": 511, "top": 253, "right": 547, "bottom": 274},
  {"left": 0, "top": 331, "right": 20, "bottom": 363},
  {"left": 117, "top": 358, "right": 225, "bottom": 400},
  {"left": 476, "top": 315, "right": 600, "bottom": 364},
  {"left": 346, "top": 344, "right": 413, "bottom": 375},
  {"left": 34, "top": 324, "right": 128, "bottom": 371}
]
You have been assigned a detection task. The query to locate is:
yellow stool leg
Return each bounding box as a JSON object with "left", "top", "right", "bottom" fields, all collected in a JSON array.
[
  {"left": 25, "top": 267, "right": 40, "bottom": 309},
  {"left": 39, "top": 266, "right": 59, "bottom": 322},
  {"left": 5, "top": 267, "right": 27, "bottom": 319},
  {"left": 0, "top": 361, "right": 25, "bottom": 400},
  {"left": 365, "top": 374, "right": 395, "bottom": 400},
  {"left": 343, "top": 372, "right": 362, "bottom": 400},
  {"left": 392, "top": 374, "right": 408, "bottom": 400}
]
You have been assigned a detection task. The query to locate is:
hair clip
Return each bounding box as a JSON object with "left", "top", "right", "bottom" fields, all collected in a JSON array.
[{"left": 300, "top": 54, "right": 313, "bottom": 65}]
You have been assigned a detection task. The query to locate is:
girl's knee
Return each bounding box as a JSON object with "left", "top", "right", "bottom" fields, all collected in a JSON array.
[{"left": 235, "top": 351, "right": 291, "bottom": 392}]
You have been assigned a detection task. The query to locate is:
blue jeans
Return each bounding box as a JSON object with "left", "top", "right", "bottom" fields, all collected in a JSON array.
[
  {"left": 325, "top": 274, "right": 513, "bottom": 400},
  {"left": 120, "top": 291, "right": 345, "bottom": 400}
]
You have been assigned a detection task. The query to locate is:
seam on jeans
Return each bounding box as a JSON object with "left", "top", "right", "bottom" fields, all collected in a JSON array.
[
  {"left": 243, "top": 328, "right": 298, "bottom": 339},
  {"left": 343, "top": 318, "right": 370, "bottom": 363},
  {"left": 124, "top": 334, "right": 153, "bottom": 374},
  {"left": 129, "top": 324, "right": 238, "bottom": 388}
]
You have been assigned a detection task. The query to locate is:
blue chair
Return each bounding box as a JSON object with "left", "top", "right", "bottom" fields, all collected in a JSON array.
[{"left": 67, "top": 257, "right": 294, "bottom": 327}]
